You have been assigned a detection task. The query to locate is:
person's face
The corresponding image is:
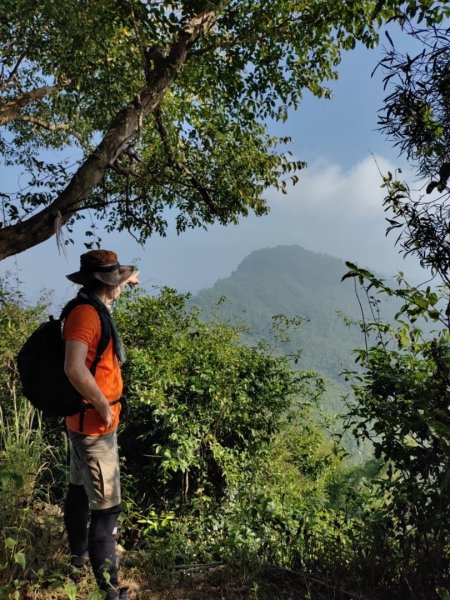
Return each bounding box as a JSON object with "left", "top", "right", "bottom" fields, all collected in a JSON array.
[
  {"left": 104, "top": 271, "right": 140, "bottom": 303},
  {"left": 124, "top": 271, "right": 140, "bottom": 287}
]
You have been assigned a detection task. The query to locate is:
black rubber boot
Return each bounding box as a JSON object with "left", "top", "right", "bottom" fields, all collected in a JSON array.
[{"left": 104, "top": 587, "right": 128, "bottom": 600}]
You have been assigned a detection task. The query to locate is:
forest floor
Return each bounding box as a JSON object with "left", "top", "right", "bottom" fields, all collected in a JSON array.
[
  {"left": 120, "top": 562, "right": 325, "bottom": 600},
  {"left": 17, "top": 558, "right": 349, "bottom": 600}
]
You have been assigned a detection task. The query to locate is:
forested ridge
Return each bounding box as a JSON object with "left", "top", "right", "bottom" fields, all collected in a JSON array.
[
  {"left": 193, "top": 245, "right": 401, "bottom": 380},
  {"left": 192, "top": 244, "right": 403, "bottom": 460}
]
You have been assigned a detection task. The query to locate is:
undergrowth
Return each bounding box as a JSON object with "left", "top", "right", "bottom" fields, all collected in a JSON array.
[{"left": 0, "top": 288, "right": 448, "bottom": 599}]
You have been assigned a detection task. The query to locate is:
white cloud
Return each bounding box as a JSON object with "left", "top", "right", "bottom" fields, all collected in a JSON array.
[
  {"left": 198, "top": 153, "right": 421, "bottom": 281},
  {"left": 269, "top": 154, "right": 396, "bottom": 218}
]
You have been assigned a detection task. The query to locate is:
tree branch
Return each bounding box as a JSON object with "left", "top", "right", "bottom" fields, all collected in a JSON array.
[
  {"left": 0, "top": 52, "right": 26, "bottom": 89},
  {"left": 12, "top": 115, "right": 83, "bottom": 142},
  {"left": 0, "top": 3, "right": 227, "bottom": 259},
  {"left": 0, "top": 85, "right": 59, "bottom": 125},
  {"left": 154, "top": 108, "right": 219, "bottom": 216}
]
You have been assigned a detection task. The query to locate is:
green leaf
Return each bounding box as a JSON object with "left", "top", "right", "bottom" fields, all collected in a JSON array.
[
  {"left": 5, "top": 538, "right": 17, "bottom": 550},
  {"left": 14, "top": 552, "right": 26, "bottom": 571},
  {"left": 63, "top": 582, "right": 78, "bottom": 600},
  {"left": 87, "top": 590, "right": 106, "bottom": 600}
]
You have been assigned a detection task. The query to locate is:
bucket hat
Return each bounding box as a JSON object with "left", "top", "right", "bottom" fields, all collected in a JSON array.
[{"left": 66, "top": 250, "right": 136, "bottom": 286}]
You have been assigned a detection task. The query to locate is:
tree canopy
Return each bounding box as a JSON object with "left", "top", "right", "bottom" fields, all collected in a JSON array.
[
  {"left": 1, "top": 0, "right": 448, "bottom": 259},
  {"left": 378, "top": 16, "right": 450, "bottom": 281}
]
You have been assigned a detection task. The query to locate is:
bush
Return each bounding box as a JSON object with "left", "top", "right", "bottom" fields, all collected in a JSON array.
[
  {"left": 342, "top": 266, "right": 450, "bottom": 595},
  {"left": 115, "top": 289, "right": 338, "bottom": 567}
]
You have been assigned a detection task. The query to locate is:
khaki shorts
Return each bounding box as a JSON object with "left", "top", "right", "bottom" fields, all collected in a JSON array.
[{"left": 68, "top": 430, "right": 121, "bottom": 510}]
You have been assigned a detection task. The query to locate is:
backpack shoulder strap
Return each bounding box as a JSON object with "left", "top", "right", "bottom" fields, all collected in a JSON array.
[
  {"left": 90, "top": 308, "right": 111, "bottom": 373},
  {"left": 60, "top": 297, "right": 112, "bottom": 375}
]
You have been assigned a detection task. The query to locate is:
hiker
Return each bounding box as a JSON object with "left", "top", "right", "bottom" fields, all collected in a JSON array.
[{"left": 63, "top": 249, "right": 139, "bottom": 600}]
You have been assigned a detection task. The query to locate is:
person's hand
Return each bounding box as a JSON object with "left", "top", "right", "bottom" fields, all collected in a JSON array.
[
  {"left": 98, "top": 403, "right": 114, "bottom": 428},
  {"left": 125, "top": 270, "right": 140, "bottom": 287}
]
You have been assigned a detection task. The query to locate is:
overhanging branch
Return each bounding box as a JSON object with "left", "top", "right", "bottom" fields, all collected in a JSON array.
[
  {"left": 12, "top": 115, "right": 83, "bottom": 142},
  {"left": 0, "top": 85, "right": 59, "bottom": 126},
  {"left": 0, "top": 3, "right": 226, "bottom": 260}
]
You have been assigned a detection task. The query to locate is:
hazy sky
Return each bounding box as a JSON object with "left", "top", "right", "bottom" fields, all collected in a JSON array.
[{"left": 1, "top": 28, "right": 428, "bottom": 306}]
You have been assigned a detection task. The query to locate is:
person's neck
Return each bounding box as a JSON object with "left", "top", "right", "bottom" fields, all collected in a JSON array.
[
  {"left": 83, "top": 288, "right": 113, "bottom": 312},
  {"left": 97, "top": 293, "right": 113, "bottom": 312}
]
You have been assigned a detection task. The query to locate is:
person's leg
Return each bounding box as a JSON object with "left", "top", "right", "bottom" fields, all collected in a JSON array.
[
  {"left": 65, "top": 435, "right": 90, "bottom": 565},
  {"left": 89, "top": 504, "right": 121, "bottom": 596},
  {"left": 64, "top": 483, "right": 89, "bottom": 564},
  {"left": 69, "top": 430, "right": 123, "bottom": 595}
]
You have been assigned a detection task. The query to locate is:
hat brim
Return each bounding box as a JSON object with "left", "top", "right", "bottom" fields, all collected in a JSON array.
[{"left": 67, "top": 265, "right": 135, "bottom": 286}]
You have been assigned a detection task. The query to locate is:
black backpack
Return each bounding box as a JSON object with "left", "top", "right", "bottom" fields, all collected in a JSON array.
[{"left": 17, "top": 297, "right": 111, "bottom": 418}]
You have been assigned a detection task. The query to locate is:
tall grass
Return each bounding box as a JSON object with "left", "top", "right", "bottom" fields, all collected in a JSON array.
[
  {"left": 0, "top": 391, "right": 50, "bottom": 588},
  {"left": 0, "top": 392, "right": 47, "bottom": 499}
]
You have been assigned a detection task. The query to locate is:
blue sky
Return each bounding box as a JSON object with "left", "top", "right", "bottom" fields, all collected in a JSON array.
[{"left": 1, "top": 28, "right": 428, "bottom": 306}]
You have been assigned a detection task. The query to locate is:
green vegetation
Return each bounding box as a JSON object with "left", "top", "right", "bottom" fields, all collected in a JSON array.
[
  {"left": 0, "top": 281, "right": 448, "bottom": 599},
  {"left": 1, "top": 4, "right": 449, "bottom": 598},
  {"left": 342, "top": 266, "right": 450, "bottom": 597},
  {"left": 116, "top": 288, "right": 334, "bottom": 569},
  {"left": 191, "top": 245, "right": 381, "bottom": 460}
]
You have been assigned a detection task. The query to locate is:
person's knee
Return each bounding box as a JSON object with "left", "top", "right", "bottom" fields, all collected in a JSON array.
[
  {"left": 65, "top": 483, "right": 88, "bottom": 505},
  {"left": 89, "top": 505, "right": 121, "bottom": 543}
]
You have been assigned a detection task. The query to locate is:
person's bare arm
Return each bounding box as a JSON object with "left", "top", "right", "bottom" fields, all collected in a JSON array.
[{"left": 64, "top": 339, "right": 113, "bottom": 428}]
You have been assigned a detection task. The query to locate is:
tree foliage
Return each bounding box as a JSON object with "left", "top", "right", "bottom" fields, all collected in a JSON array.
[
  {"left": 115, "top": 288, "right": 325, "bottom": 506},
  {"left": 0, "top": 0, "right": 448, "bottom": 258},
  {"left": 379, "top": 19, "right": 450, "bottom": 192},
  {"left": 343, "top": 263, "right": 450, "bottom": 593},
  {"left": 377, "top": 14, "right": 450, "bottom": 279}
]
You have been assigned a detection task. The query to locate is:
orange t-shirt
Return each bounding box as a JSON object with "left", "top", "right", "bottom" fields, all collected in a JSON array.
[{"left": 63, "top": 304, "right": 123, "bottom": 436}]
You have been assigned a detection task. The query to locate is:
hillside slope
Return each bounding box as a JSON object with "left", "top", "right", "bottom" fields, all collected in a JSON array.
[{"left": 193, "top": 245, "right": 395, "bottom": 381}]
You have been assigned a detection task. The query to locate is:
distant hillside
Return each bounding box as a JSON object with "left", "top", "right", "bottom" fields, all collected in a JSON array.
[{"left": 192, "top": 245, "right": 397, "bottom": 382}]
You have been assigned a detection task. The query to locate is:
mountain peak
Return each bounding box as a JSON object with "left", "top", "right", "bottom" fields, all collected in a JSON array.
[
  {"left": 235, "top": 245, "right": 348, "bottom": 289},
  {"left": 193, "top": 245, "right": 396, "bottom": 381}
]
